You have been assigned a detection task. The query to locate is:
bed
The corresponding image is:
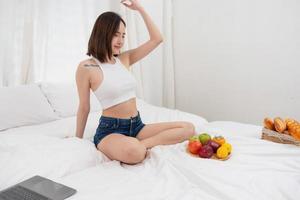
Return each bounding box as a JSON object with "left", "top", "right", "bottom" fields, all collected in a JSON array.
[{"left": 0, "top": 82, "right": 299, "bottom": 200}]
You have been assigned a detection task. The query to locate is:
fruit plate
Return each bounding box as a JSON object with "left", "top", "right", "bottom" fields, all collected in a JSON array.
[{"left": 185, "top": 147, "right": 231, "bottom": 161}]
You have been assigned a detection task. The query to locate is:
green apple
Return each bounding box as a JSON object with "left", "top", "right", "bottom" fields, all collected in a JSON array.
[
  {"left": 189, "top": 135, "right": 199, "bottom": 142},
  {"left": 198, "top": 133, "right": 211, "bottom": 145}
]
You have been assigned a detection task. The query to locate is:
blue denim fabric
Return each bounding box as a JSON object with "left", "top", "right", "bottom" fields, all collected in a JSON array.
[{"left": 93, "top": 111, "right": 145, "bottom": 147}]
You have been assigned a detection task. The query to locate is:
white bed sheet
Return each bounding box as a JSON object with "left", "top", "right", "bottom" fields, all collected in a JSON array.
[
  {"left": 0, "top": 135, "right": 103, "bottom": 190},
  {"left": 1, "top": 101, "right": 299, "bottom": 199},
  {"left": 0, "top": 101, "right": 208, "bottom": 191},
  {"left": 54, "top": 121, "right": 300, "bottom": 200}
]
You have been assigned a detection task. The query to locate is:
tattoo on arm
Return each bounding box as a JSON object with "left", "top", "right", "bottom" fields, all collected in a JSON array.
[{"left": 84, "top": 64, "right": 99, "bottom": 67}]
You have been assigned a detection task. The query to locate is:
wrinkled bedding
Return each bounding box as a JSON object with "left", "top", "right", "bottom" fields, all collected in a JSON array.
[{"left": 1, "top": 109, "right": 299, "bottom": 199}]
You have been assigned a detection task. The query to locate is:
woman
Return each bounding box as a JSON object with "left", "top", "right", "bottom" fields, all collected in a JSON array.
[{"left": 75, "top": 0, "right": 196, "bottom": 164}]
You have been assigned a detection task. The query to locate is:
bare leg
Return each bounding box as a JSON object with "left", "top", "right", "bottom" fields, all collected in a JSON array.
[
  {"left": 141, "top": 127, "right": 194, "bottom": 148},
  {"left": 136, "top": 121, "right": 196, "bottom": 149},
  {"left": 98, "top": 134, "right": 147, "bottom": 164}
]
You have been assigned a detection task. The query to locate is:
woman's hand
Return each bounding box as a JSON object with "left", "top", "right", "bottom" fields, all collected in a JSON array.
[{"left": 121, "top": 0, "right": 143, "bottom": 11}]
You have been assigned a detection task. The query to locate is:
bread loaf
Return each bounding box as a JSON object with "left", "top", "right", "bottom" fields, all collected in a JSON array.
[
  {"left": 264, "top": 118, "right": 274, "bottom": 130},
  {"left": 263, "top": 117, "right": 300, "bottom": 141},
  {"left": 289, "top": 123, "right": 300, "bottom": 141},
  {"left": 274, "top": 117, "right": 286, "bottom": 133}
]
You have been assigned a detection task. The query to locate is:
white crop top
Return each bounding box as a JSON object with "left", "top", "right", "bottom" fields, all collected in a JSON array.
[{"left": 91, "top": 56, "right": 137, "bottom": 110}]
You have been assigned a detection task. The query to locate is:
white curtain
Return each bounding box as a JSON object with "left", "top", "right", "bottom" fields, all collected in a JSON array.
[
  {"left": 162, "top": 0, "right": 175, "bottom": 109},
  {"left": 0, "top": 0, "right": 55, "bottom": 86},
  {"left": 0, "top": 0, "right": 109, "bottom": 86},
  {"left": 0, "top": 0, "right": 175, "bottom": 108}
]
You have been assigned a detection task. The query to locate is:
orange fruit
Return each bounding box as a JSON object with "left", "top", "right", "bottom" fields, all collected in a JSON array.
[{"left": 212, "top": 136, "right": 226, "bottom": 145}]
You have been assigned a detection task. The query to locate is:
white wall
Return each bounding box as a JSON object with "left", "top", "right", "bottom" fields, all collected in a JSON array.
[{"left": 173, "top": 0, "right": 300, "bottom": 125}]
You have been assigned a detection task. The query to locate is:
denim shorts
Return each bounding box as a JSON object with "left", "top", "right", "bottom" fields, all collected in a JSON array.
[{"left": 93, "top": 111, "right": 146, "bottom": 147}]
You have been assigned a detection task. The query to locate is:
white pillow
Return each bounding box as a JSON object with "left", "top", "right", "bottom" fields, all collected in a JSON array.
[
  {"left": 39, "top": 82, "right": 102, "bottom": 117},
  {"left": 0, "top": 84, "right": 59, "bottom": 131}
]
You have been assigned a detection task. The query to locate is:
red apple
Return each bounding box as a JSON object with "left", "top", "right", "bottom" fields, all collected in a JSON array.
[
  {"left": 198, "top": 145, "right": 214, "bottom": 158},
  {"left": 188, "top": 140, "right": 202, "bottom": 154}
]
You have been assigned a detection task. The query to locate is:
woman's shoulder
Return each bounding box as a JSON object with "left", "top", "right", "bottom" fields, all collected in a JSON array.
[
  {"left": 76, "top": 58, "right": 99, "bottom": 79},
  {"left": 78, "top": 58, "right": 99, "bottom": 68}
]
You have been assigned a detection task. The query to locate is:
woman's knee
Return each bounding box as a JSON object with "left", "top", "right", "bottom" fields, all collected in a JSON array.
[
  {"left": 122, "top": 141, "right": 146, "bottom": 164},
  {"left": 182, "top": 122, "right": 196, "bottom": 139}
]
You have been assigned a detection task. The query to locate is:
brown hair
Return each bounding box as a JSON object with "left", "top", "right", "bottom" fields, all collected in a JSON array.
[{"left": 87, "top": 12, "right": 126, "bottom": 63}]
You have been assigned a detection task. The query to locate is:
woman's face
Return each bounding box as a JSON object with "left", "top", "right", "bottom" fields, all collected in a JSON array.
[{"left": 111, "top": 22, "right": 126, "bottom": 55}]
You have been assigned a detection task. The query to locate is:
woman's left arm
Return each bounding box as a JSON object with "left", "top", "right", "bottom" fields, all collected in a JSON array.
[{"left": 119, "top": 0, "right": 163, "bottom": 67}]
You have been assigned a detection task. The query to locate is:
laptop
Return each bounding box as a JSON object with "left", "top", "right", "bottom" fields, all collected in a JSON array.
[{"left": 0, "top": 175, "right": 77, "bottom": 200}]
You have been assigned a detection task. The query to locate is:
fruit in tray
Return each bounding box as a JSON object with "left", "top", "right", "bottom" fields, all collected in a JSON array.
[
  {"left": 198, "top": 145, "right": 214, "bottom": 158},
  {"left": 217, "top": 143, "right": 232, "bottom": 159},
  {"left": 188, "top": 140, "right": 202, "bottom": 154},
  {"left": 212, "top": 135, "right": 226, "bottom": 145},
  {"left": 206, "top": 140, "right": 220, "bottom": 152},
  {"left": 263, "top": 117, "right": 300, "bottom": 141},
  {"left": 198, "top": 133, "right": 211, "bottom": 145},
  {"left": 216, "top": 145, "right": 229, "bottom": 159},
  {"left": 187, "top": 133, "right": 232, "bottom": 160}
]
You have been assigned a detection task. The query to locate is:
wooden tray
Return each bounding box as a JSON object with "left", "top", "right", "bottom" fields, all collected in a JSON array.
[
  {"left": 186, "top": 147, "right": 231, "bottom": 161},
  {"left": 261, "top": 128, "right": 300, "bottom": 146}
]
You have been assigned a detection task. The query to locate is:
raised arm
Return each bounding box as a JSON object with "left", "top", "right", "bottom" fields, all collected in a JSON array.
[{"left": 119, "top": 0, "right": 163, "bottom": 68}]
